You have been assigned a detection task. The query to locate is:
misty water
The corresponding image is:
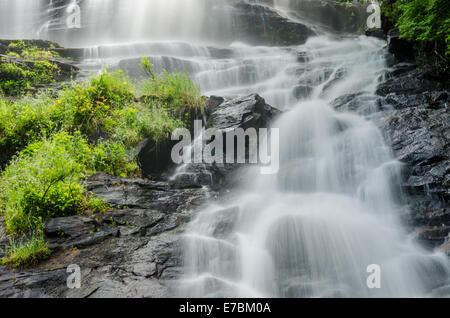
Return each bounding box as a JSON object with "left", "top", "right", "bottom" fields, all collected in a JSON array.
[{"left": 1, "top": 0, "right": 449, "bottom": 297}]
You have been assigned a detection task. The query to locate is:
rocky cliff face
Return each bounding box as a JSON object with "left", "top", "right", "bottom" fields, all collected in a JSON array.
[
  {"left": 332, "top": 45, "right": 449, "bottom": 253},
  {"left": 376, "top": 64, "right": 449, "bottom": 251}
]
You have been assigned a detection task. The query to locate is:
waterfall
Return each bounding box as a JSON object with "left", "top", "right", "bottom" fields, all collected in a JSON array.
[
  {"left": 1, "top": 0, "right": 449, "bottom": 298},
  {"left": 179, "top": 35, "right": 450, "bottom": 297},
  {"left": 0, "top": 0, "right": 46, "bottom": 38}
]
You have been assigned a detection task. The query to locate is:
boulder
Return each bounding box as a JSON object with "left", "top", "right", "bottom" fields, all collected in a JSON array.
[
  {"left": 387, "top": 29, "right": 415, "bottom": 63},
  {"left": 207, "top": 94, "right": 281, "bottom": 130}
]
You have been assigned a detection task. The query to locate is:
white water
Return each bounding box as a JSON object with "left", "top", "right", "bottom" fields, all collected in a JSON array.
[
  {"left": 1, "top": 0, "right": 449, "bottom": 297},
  {"left": 179, "top": 36, "right": 450, "bottom": 297}
]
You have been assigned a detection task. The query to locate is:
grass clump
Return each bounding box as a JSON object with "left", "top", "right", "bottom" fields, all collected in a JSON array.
[
  {"left": 1, "top": 232, "right": 51, "bottom": 268},
  {"left": 110, "top": 104, "right": 184, "bottom": 147},
  {"left": 139, "top": 58, "right": 205, "bottom": 116}
]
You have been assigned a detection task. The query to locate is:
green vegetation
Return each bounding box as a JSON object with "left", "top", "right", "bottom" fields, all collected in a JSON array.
[
  {"left": 0, "top": 41, "right": 61, "bottom": 96},
  {"left": 0, "top": 70, "right": 186, "bottom": 167},
  {"left": 1, "top": 232, "right": 51, "bottom": 268},
  {"left": 340, "top": 0, "right": 450, "bottom": 63},
  {"left": 0, "top": 132, "right": 110, "bottom": 234},
  {"left": 0, "top": 54, "right": 204, "bottom": 266},
  {"left": 139, "top": 58, "right": 205, "bottom": 116}
]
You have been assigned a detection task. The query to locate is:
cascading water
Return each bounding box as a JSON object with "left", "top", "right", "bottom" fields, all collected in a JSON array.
[
  {"left": 1, "top": 0, "right": 449, "bottom": 298},
  {"left": 179, "top": 36, "right": 450, "bottom": 297}
]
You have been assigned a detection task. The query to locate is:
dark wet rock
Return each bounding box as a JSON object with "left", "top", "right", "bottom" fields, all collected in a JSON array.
[
  {"left": 169, "top": 94, "right": 282, "bottom": 188},
  {"left": 366, "top": 28, "right": 386, "bottom": 40},
  {"left": 52, "top": 48, "right": 85, "bottom": 61},
  {"left": 231, "top": 2, "right": 316, "bottom": 46},
  {"left": 255, "top": 0, "right": 366, "bottom": 33},
  {"left": 167, "top": 94, "right": 281, "bottom": 188},
  {"left": 376, "top": 65, "right": 438, "bottom": 96},
  {"left": 48, "top": 57, "right": 80, "bottom": 82},
  {"left": 373, "top": 64, "right": 450, "bottom": 250},
  {"left": 137, "top": 138, "right": 178, "bottom": 177},
  {"left": 0, "top": 172, "right": 216, "bottom": 297},
  {"left": 387, "top": 28, "right": 414, "bottom": 62},
  {"left": 415, "top": 226, "right": 450, "bottom": 249},
  {"left": 294, "top": 85, "right": 314, "bottom": 99},
  {"left": 205, "top": 96, "right": 225, "bottom": 116},
  {"left": 44, "top": 215, "right": 108, "bottom": 251},
  {"left": 207, "top": 94, "right": 280, "bottom": 130},
  {"left": 332, "top": 92, "right": 383, "bottom": 115}
]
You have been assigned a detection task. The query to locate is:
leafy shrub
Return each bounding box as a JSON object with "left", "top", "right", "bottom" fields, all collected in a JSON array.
[
  {"left": 1, "top": 232, "right": 51, "bottom": 268},
  {"left": 57, "top": 70, "right": 135, "bottom": 137},
  {"left": 395, "top": 0, "right": 450, "bottom": 58},
  {"left": 91, "top": 139, "right": 137, "bottom": 176},
  {"left": 0, "top": 132, "right": 105, "bottom": 234},
  {"left": 0, "top": 93, "right": 56, "bottom": 166}
]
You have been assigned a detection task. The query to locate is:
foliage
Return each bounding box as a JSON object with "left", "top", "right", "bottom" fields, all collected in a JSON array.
[
  {"left": 0, "top": 93, "right": 56, "bottom": 166},
  {"left": 0, "top": 64, "right": 198, "bottom": 168},
  {"left": 1, "top": 232, "right": 51, "bottom": 268},
  {"left": 7, "top": 40, "right": 59, "bottom": 59},
  {"left": 56, "top": 70, "right": 135, "bottom": 137},
  {"left": 0, "top": 41, "right": 61, "bottom": 96},
  {"left": 395, "top": 0, "right": 449, "bottom": 59},
  {"left": 0, "top": 132, "right": 106, "bottom": 234},
  {"left": 91, "top": 139, "right": 137, "bottom": 177},
  {"left": 110, "top": 104, "right": 183, "bottom": 147},
  {"left": 339, "top": 0, "right": 450, "bottom": 61}
]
